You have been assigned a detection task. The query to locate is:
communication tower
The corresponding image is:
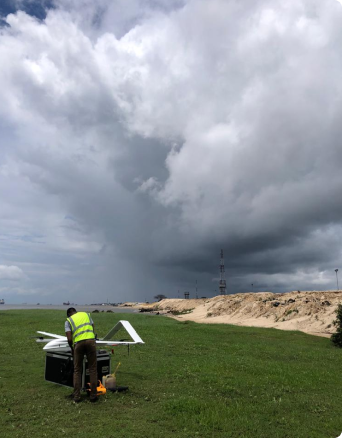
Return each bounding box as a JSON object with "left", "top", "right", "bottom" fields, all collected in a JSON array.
[{"left": 219, "top": 249, "right": 226, "bottom": 295}]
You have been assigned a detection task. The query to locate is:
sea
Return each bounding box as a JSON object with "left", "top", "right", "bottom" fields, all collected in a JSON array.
[{"left": 0, "top": 304, "right": 138, "bottom": 313}]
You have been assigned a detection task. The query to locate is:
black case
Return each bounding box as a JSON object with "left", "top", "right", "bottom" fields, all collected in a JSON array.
[{"left": 45, "top": 350, "right": 111, "bottom": 388}]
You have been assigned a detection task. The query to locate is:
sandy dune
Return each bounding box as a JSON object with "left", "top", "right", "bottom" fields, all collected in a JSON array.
[{"left": 138, "top": 291, "right": 342, "bottom": 337}]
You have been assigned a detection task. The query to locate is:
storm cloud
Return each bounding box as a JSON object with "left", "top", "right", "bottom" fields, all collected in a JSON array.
[{"left": 1, "top": 0, "right": 342, "bottom": 303}]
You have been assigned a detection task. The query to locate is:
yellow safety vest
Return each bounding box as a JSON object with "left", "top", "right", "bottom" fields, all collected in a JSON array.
[{"left": 67, "top": 312, "right": 95, "bottom": 344}]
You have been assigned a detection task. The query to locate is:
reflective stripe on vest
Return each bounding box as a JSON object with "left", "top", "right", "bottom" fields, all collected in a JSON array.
[{"left": 67, "top": 312, "right": 95, "bottom": 344}]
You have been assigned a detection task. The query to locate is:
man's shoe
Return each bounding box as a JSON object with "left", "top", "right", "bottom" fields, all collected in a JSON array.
[
  {"left": 89, "top": 396, "right": 98, "bottom": 403},
  {"left": 72, "top": 398, "right": 81, "bottom": 404}
]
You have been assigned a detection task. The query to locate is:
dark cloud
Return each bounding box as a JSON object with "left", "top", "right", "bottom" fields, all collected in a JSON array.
[{"left": 0, "top": 0, "right": 342, "bottom": 303}]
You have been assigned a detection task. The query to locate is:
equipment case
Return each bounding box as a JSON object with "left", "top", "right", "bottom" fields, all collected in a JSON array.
[{"left": 45, "top": 350, "right": 111, "bottom": 388}]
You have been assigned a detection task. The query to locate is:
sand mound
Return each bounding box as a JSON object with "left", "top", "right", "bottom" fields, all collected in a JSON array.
[{"left": 139, "top": 291, "right": 342, "bottom": 337}]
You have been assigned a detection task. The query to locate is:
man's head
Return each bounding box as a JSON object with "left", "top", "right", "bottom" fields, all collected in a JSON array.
[{"left": 67, "top": 307, "right": 77, "bottom": 317}]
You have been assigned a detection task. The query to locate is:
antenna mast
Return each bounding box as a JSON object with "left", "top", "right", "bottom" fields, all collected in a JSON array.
[{"left": 219, "top": 249, "right": 226, "bottom": 295}]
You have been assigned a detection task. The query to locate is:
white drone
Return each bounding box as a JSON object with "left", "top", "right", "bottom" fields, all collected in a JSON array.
[{"left": 36, "top": 320, "right": 144, "bottom": 352}]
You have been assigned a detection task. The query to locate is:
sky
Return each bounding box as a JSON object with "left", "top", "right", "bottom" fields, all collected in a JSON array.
[{"left": 1, "top": 0, "right": 342, "bottom": 304}]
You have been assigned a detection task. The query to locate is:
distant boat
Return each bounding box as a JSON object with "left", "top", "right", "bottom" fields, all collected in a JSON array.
[{"left": 0, "top": 299, "right": 4, "bottom": 304}]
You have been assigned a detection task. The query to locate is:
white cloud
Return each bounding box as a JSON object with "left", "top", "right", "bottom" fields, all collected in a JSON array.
[{"left": 0, "top": 265, "right": 25, "bottom": 280}]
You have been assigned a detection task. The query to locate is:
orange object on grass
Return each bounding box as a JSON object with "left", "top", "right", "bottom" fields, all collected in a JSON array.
[{"left": 86, "top": 380, "right": 106, "bottom": 395}]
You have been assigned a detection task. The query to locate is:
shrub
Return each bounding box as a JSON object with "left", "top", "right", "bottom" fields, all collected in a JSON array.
[
  {"left": 331, "top": 304, "right": 342, "bottom": 347},
  {"left": 170, "top": 308, "right": 194, "bottom": 315},
  {"left": 284, "top": 309, "right": 299, "bottom": 317}
]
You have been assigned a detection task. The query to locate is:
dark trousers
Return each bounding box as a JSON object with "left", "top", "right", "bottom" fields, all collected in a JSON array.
[{"left": 73, "top": 339, "right": 97, "bottom": 400}]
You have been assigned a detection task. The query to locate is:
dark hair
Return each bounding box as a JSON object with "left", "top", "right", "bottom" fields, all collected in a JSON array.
[{"left": 66, "top": 307, "right": 76, "bottom": 317}]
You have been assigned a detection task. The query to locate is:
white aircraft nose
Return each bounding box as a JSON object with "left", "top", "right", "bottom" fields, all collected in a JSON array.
[{"left": 43, "top": 340, "right": 68, "bottom": 350}]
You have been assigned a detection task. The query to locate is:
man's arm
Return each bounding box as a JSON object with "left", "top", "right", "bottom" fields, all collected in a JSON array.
[
  {"left": 65, "top": 320, "right": 73, "bottom": 350},
  {"left": 89, "top": 314, "right": 96, "bottom": 339},
  {"left": 92, "top": 324, "right": 98, "bottom": 340},
  {"left": 66, "top": 331, "right": 73, "bottom": 351}
]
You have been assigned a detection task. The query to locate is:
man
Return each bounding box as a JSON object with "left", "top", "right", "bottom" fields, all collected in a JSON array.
[{"left": 65, "top": 307, "right": 98, "bottom": 403}]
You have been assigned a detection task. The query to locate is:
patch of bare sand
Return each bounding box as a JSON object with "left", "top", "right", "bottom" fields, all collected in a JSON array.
[{"left": 139, "top": 291, "right": 342, "bottom": 338}]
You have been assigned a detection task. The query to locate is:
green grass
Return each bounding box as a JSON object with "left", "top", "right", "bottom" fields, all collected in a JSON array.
[{"left": 1, "top": 310, "right": 342, "bottom": 438}]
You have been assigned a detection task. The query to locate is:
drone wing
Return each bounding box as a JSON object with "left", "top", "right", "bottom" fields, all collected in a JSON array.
[
  {"left": 102, "top": 320, "right": 144, "bottom": 344},
  {"left": 37, "top": 331, "right": 66, "bottom": 339},
  {"left": 96, "top": 340, "right": 140, "bottom": 346}
]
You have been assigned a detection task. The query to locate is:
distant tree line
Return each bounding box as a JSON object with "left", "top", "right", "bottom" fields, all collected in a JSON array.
[{"left": 154, "top": 294, "right": 166, "bottom": 302}]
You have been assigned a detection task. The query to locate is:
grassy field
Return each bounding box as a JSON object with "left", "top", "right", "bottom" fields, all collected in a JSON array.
[{"left": 1, "top": 310, "right": 342, "bottom": 438}]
